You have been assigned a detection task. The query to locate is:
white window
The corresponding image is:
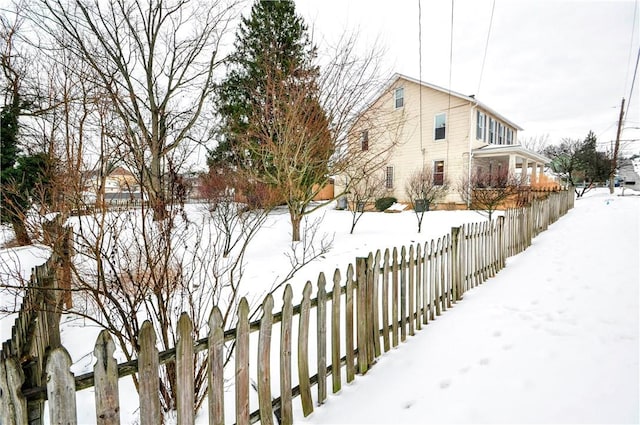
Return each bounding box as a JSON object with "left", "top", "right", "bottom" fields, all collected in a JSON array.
[
  {"left": 476, "top": 110, "right": 486, "bottom": 140},
  {"left": 385, "top": 166, "right": 394, "bottom": 189},
  {"left": 506, "top": 128, "right": 513, "bottom": 145},
  {"left": 434, "top": 113, "right": 446, "bottom": 140},
  {"left": 394, "top": 87, "right": 404, "bottom": 109},
  {"left": 488, "top": 118, "right": 496, "bottom": 144},
  {"left": 361, "top": 130, "right": 369, "bottom": 151}
]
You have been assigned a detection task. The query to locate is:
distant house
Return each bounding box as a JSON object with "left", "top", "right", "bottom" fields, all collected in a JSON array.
[
  {"left": 84, "top": 166, "right": 143, "bottom": 205},
  {"left": 339, "top": 73, "right": 551, "bottom": 207}
]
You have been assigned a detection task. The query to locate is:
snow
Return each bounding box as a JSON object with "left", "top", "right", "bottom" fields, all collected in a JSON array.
[
  {"left": 296, "top": 189, "right": 639, "bottom": 424},
  {"left": 1, "top": 189, "right": 638, "bottom": 424}
]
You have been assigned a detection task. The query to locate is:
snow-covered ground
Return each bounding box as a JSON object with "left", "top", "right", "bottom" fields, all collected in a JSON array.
[
  {"left": 296, "top": 189, "right": 639, "bottom": 424},
  {"left": 1, "top": 188, "right": 637, "bottom": 423}
]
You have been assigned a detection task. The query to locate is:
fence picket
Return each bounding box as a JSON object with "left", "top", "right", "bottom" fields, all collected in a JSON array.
[
  {"left": 345, "top": 265, "right": 355, "bottom": 382},
  {"left": 280, "top": 285, "right": 293, "bottom": 425},
  {"left": 382, "top": 249, "right": 390, "bottom": 351},
  {"left": 208, "top": 307, "right": 224, "bottom": 425},
  {"left": 46, "top": 347, "right": 77, "bottom": 425},
  {"left": 139, "top": 321, "right": 160, "bottom": 425},
  {"left": 0, "top": 356, "right": 27, "bottom": 425},
  {"left": 391, "top": 247, "right": 399, "bottom": 347},
  {"left": 177, "top": 313, "right": 195, "bottom": 425},
  {"left": 415, "top": 244, "right": 422, "bottom": 329},
  {"left": 408, "top": 246, "right": 415, "bottom": 337},
  {"left": 372, "top": 250, "right": 382, "bottom": 357},
  {"left": 298, "top": 281, "right": 313, "bottom": 417},
  {"left": 331, "top": 270, "right": 341, "bottom": 394},
  {"left": 236, "top": 298, "right": 250, "bottom": 425},
  {"left": 356, "top": 258, "right": 367, "bottom": 374},
  {"left": 316, "top": 274, "right": 327, "bottom": 404},
  {"left": 258, "top": 295, "right": 274, "bottom": 425},
  {"left": 94, "top": 330, "right": 120, "bottom": 425}
]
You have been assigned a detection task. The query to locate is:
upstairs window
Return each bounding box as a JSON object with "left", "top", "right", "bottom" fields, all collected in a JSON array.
[
  {"left": 361, "top": 130, "right": 369, "bottom": 151},
  {"left": 506, "top": 128, "right": 514, "bottom": 144},
  {"left": 385, "top": 166, "right": 394, "bottom": 189},
  {"left": 476, "top": 111, "right": 486, "bottom": 140},
  {"left": 434, "top": 113, "right": 446, "bottom": 140},
  {"left": 488, "top": 118, "right": 496, "bottom": 144},
  {"left": 434, "top": 160, "right": 445, "bottom": 185},
  {"left": 394, "top": 87, "right": 404, "bottom": 109},
  {"left": 497, "top": 123, "right": 504, "bottom": 144}
]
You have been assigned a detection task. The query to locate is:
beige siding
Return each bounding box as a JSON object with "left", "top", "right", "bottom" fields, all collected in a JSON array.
[
  {"left": 379, "top": 78, "right": 474, "bottom": 203},
  {"left": 338, "top": 76, "right": 521, "bottom": 207}
]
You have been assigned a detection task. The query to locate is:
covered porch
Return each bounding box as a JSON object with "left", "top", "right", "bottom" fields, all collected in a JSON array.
[{"left": 471, "top": 144, "right": 552, "bottom": 186}]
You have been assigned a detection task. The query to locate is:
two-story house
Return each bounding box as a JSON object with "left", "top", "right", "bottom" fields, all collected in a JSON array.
[{"left": 342, "top": 73, "right": 551, "bottom": 207}]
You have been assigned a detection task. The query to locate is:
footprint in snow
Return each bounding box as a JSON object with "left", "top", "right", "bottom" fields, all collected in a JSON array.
[
  {"left": 478, "top": 357, "right": 490, "bottom": 366},
  {"left": 439, "top": 379, "right": 452, "bottom": 389}
]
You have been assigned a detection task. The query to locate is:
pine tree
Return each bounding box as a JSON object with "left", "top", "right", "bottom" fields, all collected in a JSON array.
[{"left": 209, "top": 0, "right": 317, "bottom": 169}]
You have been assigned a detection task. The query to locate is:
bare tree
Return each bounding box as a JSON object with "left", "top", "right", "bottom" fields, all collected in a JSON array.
[
  {"left": 343, "top": 167, "right": 386, "bottom": 234},
  {"left": 29, "top": 0, "right": 239, "bottom": 221},
  {"left": 519, "top": 133, "right": 549, "bottom": 153},
  {"left": 239, "top": 33, "right": 403, "bottom": 241},
  {"left": 459, "top": 168, "right": 522, "bottom": 221},
  {"left": 405, "top": 168, "right": 449, "bottom": 232}
]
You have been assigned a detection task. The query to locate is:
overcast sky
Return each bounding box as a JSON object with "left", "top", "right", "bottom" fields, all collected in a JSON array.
[{"left": 295, "top": 0, "right": 640, "bottom": 154}]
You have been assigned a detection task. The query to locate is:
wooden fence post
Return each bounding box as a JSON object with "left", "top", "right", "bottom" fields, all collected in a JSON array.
[
  {"left": 93, "top": 331, "right": 120, "bottom": 425},
  {"left": 46, "top": 347, "right": 77, "bottom": 425},
  {"left": 382, "top": 249, "right": 390, "bottom": 352},
  {"left": 391, "top": 247, "right": 399, "bottom": 347},
  {"left": 0, "top": 356, "right": 27, "bottom": 425},
  {"left": 415, "top": 244, "right": 422, "bottom": 330}
]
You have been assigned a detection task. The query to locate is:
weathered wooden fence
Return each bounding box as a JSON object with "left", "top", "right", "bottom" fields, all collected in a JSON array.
[
  {"left": 0, "top": 219, "right": 71, "bottom": 424},
  {"left": 0, "top": 190, "right": 574, "bottom": 425}
]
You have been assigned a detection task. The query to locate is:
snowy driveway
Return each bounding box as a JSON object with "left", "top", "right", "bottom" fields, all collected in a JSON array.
[{"left": 296, "top": 191, "right": 639, "bottom": 424}]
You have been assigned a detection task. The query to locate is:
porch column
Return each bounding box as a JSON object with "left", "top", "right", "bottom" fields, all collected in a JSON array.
[
  {"left": 530, "top": 161, "right": 538, "bottom": 185},
  {"left": 508, "top": 154, "right": 516, "bottom": 176},
  {"left": 521, "top": 158, "right": 529, "bottom": 184}
]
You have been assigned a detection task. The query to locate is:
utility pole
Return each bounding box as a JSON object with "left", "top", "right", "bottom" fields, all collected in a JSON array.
[{"left": 609, "top": 97, "right": 625, "bottom": 194}]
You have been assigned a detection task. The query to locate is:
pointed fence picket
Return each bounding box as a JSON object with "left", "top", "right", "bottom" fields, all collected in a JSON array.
[{"left": 0, "top": 189, "right": 574, "bottom": 425}]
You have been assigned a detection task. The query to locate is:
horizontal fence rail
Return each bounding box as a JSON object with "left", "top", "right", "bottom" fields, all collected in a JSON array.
[{"left": 0, "top": 190, "right": 574, "bottom": 425}]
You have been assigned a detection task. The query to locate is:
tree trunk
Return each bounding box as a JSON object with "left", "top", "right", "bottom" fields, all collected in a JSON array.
[
  {"left": 12, "top": 217, "right": 30, "bottom": 246},
  {"left": 290, "top": 210, "right": 301, "bottom": 242},
  {"left": 149, "top": 154, "right": 167, "bottom": 221}
]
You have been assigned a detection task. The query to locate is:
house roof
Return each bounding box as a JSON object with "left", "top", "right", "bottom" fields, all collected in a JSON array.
[
  {"left": 387, "top": 73, "right": 524, "bottom": 131},
  {"left": 472, "top": 144, "right": 551, "bottom": 164}
]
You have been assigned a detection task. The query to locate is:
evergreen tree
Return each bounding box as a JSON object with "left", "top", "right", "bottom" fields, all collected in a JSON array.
[
  {"left": 209, "top": 0, "right": 317, "bottom": 169},
  {"left": 1, "top": 100, "right": 51, "bottom": 245}
]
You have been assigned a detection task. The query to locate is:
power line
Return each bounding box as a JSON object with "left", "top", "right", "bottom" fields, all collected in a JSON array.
[
  {"left": 476, "top": 0, "right": 496, "bottom": 96},
  {"left": 623, "top": 0, "right": 638, "bottom": 94},
  {"left": 625, "top": 44, "right": 640, "bottom": 121},
  {"left": 418, "top": 0, "right": 424, "bottom": 163}
]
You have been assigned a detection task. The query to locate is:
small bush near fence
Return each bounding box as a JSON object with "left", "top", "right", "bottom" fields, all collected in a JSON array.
[{"left": 375, "top": 197, "right": 397, "bottom": 211}]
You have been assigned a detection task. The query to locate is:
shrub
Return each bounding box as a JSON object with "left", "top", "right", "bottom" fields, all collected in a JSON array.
[{"left": 375, "top": 196, "right": 397, "bottom": 211}]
